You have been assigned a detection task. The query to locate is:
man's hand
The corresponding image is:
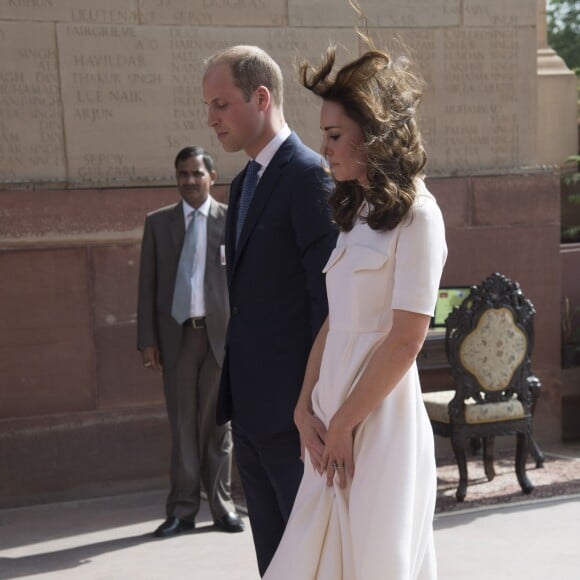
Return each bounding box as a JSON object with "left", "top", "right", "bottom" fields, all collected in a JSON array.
[{"left": 141, "top": 346, "right": 162, "bottom": 372}]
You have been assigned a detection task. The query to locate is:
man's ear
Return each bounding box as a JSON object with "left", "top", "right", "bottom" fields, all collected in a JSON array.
[
  {"left": 256, "top": 86, "right": 271, "bottom": 111},
  {"left": 210, "top": 169, "right": 217, "bottom": 184}
]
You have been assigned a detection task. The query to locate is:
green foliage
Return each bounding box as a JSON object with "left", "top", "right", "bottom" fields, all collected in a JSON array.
[
  {"left": 563, "top": 155, "right": 580, "bottom": 191},
  {"left": 547, "top": 0, "right": 580, "bottom": 73},
  {"left": 562, "top": 224, "right": 580, "bottom": 241},
  {"left": 562, "top": 297, "right": 580, "bottom": 344}
]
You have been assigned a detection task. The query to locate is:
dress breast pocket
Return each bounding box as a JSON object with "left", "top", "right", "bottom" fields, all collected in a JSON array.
[{"left": 349, "top": 245, "right": 392, "bottom": 321}]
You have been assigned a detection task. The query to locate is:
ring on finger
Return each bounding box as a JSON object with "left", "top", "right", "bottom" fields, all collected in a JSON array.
[{"left": 331, "top": 461, "right": 344, "bottom": 470}]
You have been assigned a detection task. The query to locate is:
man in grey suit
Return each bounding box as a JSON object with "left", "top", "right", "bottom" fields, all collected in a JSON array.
[{"left": 137, "top": 146, "right": 244, "bottom": 537}]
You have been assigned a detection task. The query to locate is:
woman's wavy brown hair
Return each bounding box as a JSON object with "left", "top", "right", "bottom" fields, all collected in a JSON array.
[{"left": 299, "top": 44, "right": 426, "bottom": 232}]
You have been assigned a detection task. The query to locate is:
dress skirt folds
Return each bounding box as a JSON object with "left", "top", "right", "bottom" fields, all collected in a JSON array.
[{"left": 264, "top": 182, "right": 447, "bottom": 580}]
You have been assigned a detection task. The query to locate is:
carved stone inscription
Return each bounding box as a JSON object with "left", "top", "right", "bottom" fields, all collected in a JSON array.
[
  {"left": 288, "top": 0, "right": 460, "bottom": 28},
  {"left": 58, "top": 24, "right": 357, "bottom": 184},
  {"left": 0, "top": 21, "right": 65, "bottom": 182},
  {"left": 372, "top": 28, "right": 536, "bottom": 174},
  {"left": 58, "top": 23, "right": 171, "bottom": 184},
  {"left": 140, "top": 0, "right": 287, "bottom": 27},
  {"left": 0, "top": 0, "right": 138, "bottom": 24},
  {"left": 4, "top": 17, "right": 538, "bottom": 186},
  {"left": 463, "top": 0, "right": 536, "bottom": 27}
]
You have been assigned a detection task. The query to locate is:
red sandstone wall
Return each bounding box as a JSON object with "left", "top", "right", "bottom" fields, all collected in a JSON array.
[
  {"left": 0, "top": 184, "right": 228, "bottom": 507},
  {"left": 0, "top": 176, "right": 562, "bottom": 507}
]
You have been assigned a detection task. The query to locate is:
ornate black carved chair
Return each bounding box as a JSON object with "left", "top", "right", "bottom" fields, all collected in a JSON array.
[{"left": 422, "top": 273, "right": 544, "bottom": 501}]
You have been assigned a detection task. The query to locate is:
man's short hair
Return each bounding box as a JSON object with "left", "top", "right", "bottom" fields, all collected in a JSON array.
[
  {"left": 204, "top": 45, "right": 284, "bottom": 108},
  {"left": 174, "top": 146, "right": 214, "bottom": 172}
]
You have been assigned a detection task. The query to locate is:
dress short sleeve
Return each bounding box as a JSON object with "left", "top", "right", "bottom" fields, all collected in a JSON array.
[{"left": 391, "top": 186, "right": 447, "bottom": 316}]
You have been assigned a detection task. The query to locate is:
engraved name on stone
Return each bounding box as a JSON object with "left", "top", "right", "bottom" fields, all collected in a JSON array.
[
  {"left": 288, "top": 0, "right": 460, "bottom": 28},
  {"left": 0, "top": 21, "right": 65, "bottom": 182},
  {"left": 58, "top": 24, "right": 170, "bottom": 183},
  {"left": 464, "top": 0, "right": 536, "bottom": 27},
  {"left": 0, "top": 0, "right": 138, "bottom": 24},
  {"left": 371, "top": 25, "right": 534, "bottom": 173},
  {"left": 441, "top": 29, "right": 526, "bottom": 169},
  {"left": 140, "top": 0, "right": 286, "bottom": 27}
]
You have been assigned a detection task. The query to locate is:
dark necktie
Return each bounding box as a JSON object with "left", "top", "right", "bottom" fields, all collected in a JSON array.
[
  {"left": 236, "top": 160, "right": 261, "bottom": 244},
  {"left": 171, "top": 209, "right": 198, "bottom": 324}
]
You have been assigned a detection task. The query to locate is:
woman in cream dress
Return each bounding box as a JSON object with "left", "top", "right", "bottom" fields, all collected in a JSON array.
[{"left": 264, "top": 45, "right": 447, "bottom": 580}]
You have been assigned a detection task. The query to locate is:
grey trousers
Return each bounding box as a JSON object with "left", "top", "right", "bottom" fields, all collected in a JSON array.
[{"left": 162, "top": 325, "right": 235, "bottom": 522}]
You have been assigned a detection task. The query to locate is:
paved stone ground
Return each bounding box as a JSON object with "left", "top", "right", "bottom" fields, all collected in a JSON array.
[
  {"left": 1, "top": 491, "right": 580, "bottom": 579},
  {"left": 1, "top": 441, "right": 579, "bottom": 579}
]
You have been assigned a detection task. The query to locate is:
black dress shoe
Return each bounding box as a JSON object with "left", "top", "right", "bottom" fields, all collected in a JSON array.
[
  {"left": 153, "top": 517, "right": 196, "bottom": 538},
  {"left": 214, "top": 512, "right": 245, "bottom": 533}
]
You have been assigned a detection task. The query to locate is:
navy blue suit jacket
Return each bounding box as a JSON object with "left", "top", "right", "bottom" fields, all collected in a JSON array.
[{"left": 217, "top": 132, "right": 337, "bottom": 436}]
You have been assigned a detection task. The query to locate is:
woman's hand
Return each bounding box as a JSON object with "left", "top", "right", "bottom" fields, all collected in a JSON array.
[
  {"left": 294, "top": 402, "right": 327, "bottom": 474},
  {"left": 316, "top": 309, "right": 431, "bottom": 489},
  {"left": 322, "top": 414, "right": 355, "bottom": 489}
]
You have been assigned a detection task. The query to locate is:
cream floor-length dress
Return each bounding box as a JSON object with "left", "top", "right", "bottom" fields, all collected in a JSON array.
[{"left": 264, "top": 183, "right": 447, "bottom": 580}]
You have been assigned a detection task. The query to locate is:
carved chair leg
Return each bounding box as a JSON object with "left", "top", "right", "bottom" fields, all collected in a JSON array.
[
  {"left": 470, "top": 436, "right": 482, "bottom": 456},
  {"left": 515, "top": 432, "right": 534, "bottom": 495},
  {"left": 451, "top": 436, "right": 468, "bottom": 502},
  {"left": 528, "top": 376, "right": 545, "bottom": 468},
  {"left": 483, "top": 436, "right": 496, "bottom": 481}
]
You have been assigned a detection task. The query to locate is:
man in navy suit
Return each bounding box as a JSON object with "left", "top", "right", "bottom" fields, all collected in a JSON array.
[{"left": 203, "top": 46, "right": 337, "bottom": 575}]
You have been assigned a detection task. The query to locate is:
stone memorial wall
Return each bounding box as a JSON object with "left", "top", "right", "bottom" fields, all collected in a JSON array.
[{"left": 0, "top": 0, "right": 538, "bottom": 186}]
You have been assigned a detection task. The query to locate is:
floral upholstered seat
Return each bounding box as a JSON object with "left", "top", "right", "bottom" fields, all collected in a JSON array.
[
  {"left": 422, "top": 273, "right": 543, "bottom": 501},
  {"left": 460, "top": 307, "right": 526, "bottom": 392},
  {"left": 423, "top": 390, "right": 525, "bottom": 425}
]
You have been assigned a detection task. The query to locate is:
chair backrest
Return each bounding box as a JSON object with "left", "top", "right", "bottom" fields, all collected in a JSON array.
[{"left": 445, "top": 272, "right": 536, "bottom": 409}]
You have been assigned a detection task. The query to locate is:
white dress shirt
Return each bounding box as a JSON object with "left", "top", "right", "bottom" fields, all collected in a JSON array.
[
  {"left": 254, "top": 124, "right": 292, "bottom": 181},
  {"left": 181, "top": 195, "right": 212, "bottom": 318}
]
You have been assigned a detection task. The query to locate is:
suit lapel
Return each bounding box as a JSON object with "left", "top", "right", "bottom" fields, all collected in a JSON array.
[
  {"left": 232, "top": 134, "right": 298, "bottom": 276},
  {"left": 206, "top": 197, "right": 222, "bottom": 271},
  {"left": 170, "top": 201, "right": 185, "bottom": 256},
  {"left": 226, "top": 174, "right": 243, "bottom": 286}
]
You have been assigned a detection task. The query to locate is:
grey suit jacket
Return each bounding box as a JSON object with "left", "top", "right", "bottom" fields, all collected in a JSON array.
[{"left": 137, "top": 196, "right": 229, "bottom": 369}]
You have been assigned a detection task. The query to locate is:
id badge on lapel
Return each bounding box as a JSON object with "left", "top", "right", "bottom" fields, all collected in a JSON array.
[{"left": 220, "top": 244, "right": 226, "bottom": 266}]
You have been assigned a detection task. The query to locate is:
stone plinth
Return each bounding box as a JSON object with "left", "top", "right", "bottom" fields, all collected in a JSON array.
[
  {"left": 537, "top": 49, "right": 578, "bottom": 166},
  {"left": 0, "top": 21, "right": 65, "bottom": 182}
]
